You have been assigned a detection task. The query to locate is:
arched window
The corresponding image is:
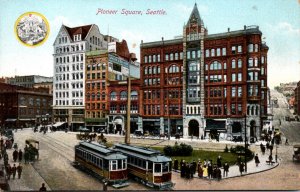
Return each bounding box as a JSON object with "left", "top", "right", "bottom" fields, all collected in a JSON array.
[
  {"left": 169, "top": 65, "right": 179, "bottom": 73},
  {"left": 189, "top": 62, "right": 197, "bottom": 71},
  {"left": 231, "top": 59, "right": 236, "bottom": 69},
  {"left": 110, "top": 91, "right": 117, "bottom": 101},
  {"left": 210, "top": 61, "right": 222, "bottom": 70},
  {"left": 256, "top": 106, "right": 259, "bottom": 115},
  {"left": 251, "top": 106, "right": 255, "bottom": 115},
  {"left": 120, "top": 91, "right": 127, "bottom": 100},
  {"left": 247, "top": 106, "right": 250, "bottom": 115}
]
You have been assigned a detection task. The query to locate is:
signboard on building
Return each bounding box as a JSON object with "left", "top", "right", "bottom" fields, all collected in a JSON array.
[
  {"left": 108, "top": 42, "right": 116, "bottom": 53},
  {"left": 108, "top": 53, "right": 129, "bottom": 76}
]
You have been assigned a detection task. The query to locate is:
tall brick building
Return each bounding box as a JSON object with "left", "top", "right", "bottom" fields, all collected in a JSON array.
[
  {"left": 294, "top": 81, "right": 300, "bottom": 117},
  {"left": 140, "top": 4, "right": 269, "bottom": 141}
]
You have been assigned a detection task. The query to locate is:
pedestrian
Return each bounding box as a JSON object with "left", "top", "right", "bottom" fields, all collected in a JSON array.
[
  {"left": 237, "top": 155, "right": 242, "bottom": 165},
  {"left": 261, "top": 145, "right": 266, "bottom": 155},
  {"left": 17, "top": 163, "right": 22, "bottom": 179},
  {"left": 239, "top": 162, "right": 244, "bottom": 175},
  {"left": 180, "top": 160, "right": 185, "bottom": 178},
  {"left": 185, "top": 163, "right": 190, "bottom": 179},
  {"left": 223, "top": 162, "right": 229, "bottom": 177},
  {"left": 190, "top": 163, "right": 194, "bottom": 179},
  {"left": 207, "top": 163, "right": 213, "bottom": 179},
  {"left": 39, "top": 183, "right": 47, "bottom": 191},
  {"left": 197, "top": 162, "right": 203, "bottom": 178},
  {"left": 285, "top": 138, "right": 289, "bottom": 145},
  {"left": 13, "top": 149, "right": 18, "bottom": 162},
  {"left": 269, "top": 145, "right": 273, "bottom": 155},
  {"left": 268, "top": 154, "right": 273, "bottom": 165},
  {"left": 174, "top": 159, "right": 178, "bottom": 171},
  {"left": 6, "top": 164, "right": 11, "bottom": 180},
  {"left": 266, "top": 142, "right": 270, "bottom": 150},
  {"left": 217, "top": 155, "right": 222, "bottom": 168},
  {"left": 18, "top": 149, "right": 23, "bottom": 162},
  {"left": 11, "top": 164, "right": 17, "bottom": 179},
  {"left": 202, "top": 165, "right": 208, "bottom": 178},
  {"left": 254, "top": 154, "right": 260, "bottom": 167},
  {"left": 192, "top": 160, "right": 197, "bottom": 174},
  {"left": 216, "top": 167, "right": 222, "bottom": 181}
]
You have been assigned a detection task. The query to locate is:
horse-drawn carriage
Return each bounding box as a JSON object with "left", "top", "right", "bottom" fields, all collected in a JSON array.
[{"left": 25, "top": 139, "right": 39, "bottom": 161}]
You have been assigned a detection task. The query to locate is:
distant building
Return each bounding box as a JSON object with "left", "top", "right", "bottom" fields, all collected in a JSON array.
[
  {"left": 6, "top": 75, "right": 52, "bottom": 88},
  {"left": 0, "top": 83, "right": 52, "bottom": 129},
  {"left": 140, "top": 4, "right": 269, "bottom": 141},
  {"left": 294, "top": 81, "right": 300, "bottom": 117},
  {"left": 0, "top": 77, "right": 5, "bottom": 83}
]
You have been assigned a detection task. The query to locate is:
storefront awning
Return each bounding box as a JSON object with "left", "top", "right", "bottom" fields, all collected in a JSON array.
[
  {"left": 19, "top": 118, "right": 35, "bottom": 121},
  {"left": 52, "top": 122, "right": 66, "bottom": 127},
  {"left": 5, "top": 119, "right": 16, "bottom": 122}
]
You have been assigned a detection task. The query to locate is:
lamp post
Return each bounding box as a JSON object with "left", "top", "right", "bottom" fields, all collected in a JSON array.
[{"left": 244, "top": 114, "right": 247, "bottom": 173}]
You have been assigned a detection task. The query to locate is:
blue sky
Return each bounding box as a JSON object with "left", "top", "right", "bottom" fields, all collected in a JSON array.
[{"left": 0, "top": 0, "right": 299, "bottom": 88}]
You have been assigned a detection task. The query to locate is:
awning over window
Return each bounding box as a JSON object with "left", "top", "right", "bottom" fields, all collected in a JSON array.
[
  {"left": 52, "top": 122, "right": 66, "bottom": 127},
  {"left": 205, "top": 119, "right": 226, "bottom": 130}
]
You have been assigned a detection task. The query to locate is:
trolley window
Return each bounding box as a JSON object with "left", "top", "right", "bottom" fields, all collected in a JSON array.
[
  {"left": 162, "top": 162, "right": 169, "bottom": 172},
  {"left": 103, "top": 160, "right": 109, "bottom": 170},
  {"left": 96, "top": 158, "right": 99, "bottom": 166},
  {"left": 100, "top": 159, "right": 103, "bottom": 167},
  {"left": 111, "top": 160, "right": 117, "bottom": 171},
  {"left": 118, "top": 160, "right": 122, "bottom": 170},
  {"left": 123, "top": 159, "right": 127, "bottom": 169},
  {"left": 154, "top": 163, "right": 161, "bottom": 173},
  {"left": 148, "top": 162, "right": 153, "bottom": 171}
]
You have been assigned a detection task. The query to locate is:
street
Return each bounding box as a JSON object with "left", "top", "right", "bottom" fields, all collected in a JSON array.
[{"left": 6, "top": 90, "right": 300, "bottom": 191}]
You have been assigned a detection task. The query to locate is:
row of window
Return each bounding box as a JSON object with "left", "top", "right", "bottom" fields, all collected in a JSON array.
[
  {"left": 86, "top": 111, "right": 105, "bottom": 119},
  {"left": 55, "top": 54, "right": 84, "bottom": 64},
  {"left": 186, "top": 105, "right": 201, "bottom": 115},
  {"left": 19, "top": 97, "right": 50, "bottom": 107},
  {"left": 144, "top": 78, "right": 161, "bottom": 86},
  {"left": 86, "top": 102, "right": 106, "bottom": 110},
  {"left": 55, "top": 43, "right": 84, "bottom": 54},
  {"left": 205, "top": 47, "right": 227, "bottom": 57},
  {"left": 87, "top": 63, "right": 106, "bottom": 71},
  {"left": 86, "top": 92, "right": 106, "bottom": 101},
  {"left": 87, "top": 73, "right": 106, "bottom": 80},
  {"left": 110, "top": 91, "right": 138, "bottom": 101},
  {"left": 19, "top": 108, "right": 50, "bottom": 116},
  {"left": 89, "top": 36, "right": 103, "bottom": 47},
  {"left": 86, "top": 82, "right": 106, "bottom": 90},
  {"left": 109, "top": 105, "right": 139, "bottom": 114}
]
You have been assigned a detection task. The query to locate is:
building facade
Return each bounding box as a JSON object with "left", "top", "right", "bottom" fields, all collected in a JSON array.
[
  {"left": 140, "top": 4, "right": 269, "bottom": 141},
  {"left": 107, "top": 79, "right": 140, "bottom": 134},
  {"left": 85, "top": 40, "right": 139, "bottom": 133},
  {"left": 53, "top": 24, "right": 107, "bottom": 131},
  {"left": 0, "top": 83, "right": 52, "bottom": 129}
]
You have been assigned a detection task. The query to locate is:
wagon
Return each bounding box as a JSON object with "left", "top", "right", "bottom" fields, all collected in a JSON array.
[
  {"left": 25, "top": 139, "right": 39, "bottom": 161},
  {"left": 292, "top": 144, "right": 300, "bottom": 162}
]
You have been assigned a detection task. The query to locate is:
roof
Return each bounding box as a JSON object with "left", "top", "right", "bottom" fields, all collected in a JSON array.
[
  {"left": 64, "top": 24, "right": 93, "bottom": 40},
  {"left": 187, "top": 3, "right": 203, "bottom": 26},
  {"left": 114, "top": 143, "right": 160, "bottom": 156},
  {"left": 77, "top": 142, "right": 127, "bottom": 160}
]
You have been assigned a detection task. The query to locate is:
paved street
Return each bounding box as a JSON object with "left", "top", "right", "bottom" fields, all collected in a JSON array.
[{"left": 4, "top": 91, "right": 300, "bottom": 191}]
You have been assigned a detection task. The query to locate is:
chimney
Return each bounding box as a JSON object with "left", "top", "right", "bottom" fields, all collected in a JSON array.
[{"left": 228, "top": 28, "right": 230, "bottom": 32}]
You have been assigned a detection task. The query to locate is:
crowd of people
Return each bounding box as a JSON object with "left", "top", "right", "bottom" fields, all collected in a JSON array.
[{"left": 173, "top": 155, "right": 229, "bottom": 181}]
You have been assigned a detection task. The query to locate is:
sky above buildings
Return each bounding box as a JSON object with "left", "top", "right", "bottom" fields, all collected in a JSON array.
[{"left": 0, "top": 0, "right": 299, "bottom": 89}]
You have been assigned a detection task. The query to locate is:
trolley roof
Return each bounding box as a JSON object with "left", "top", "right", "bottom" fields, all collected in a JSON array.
[
  {"left": 114, "top": 143, "right": 172, "bottom": 162},
  {"left": 76, "top": 141, "right": 127, "bottom": 160}
]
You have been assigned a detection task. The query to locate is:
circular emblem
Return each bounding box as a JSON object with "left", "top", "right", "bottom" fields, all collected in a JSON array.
[{"left": 14, "top": 12, "right": 50, "bottom": 47}]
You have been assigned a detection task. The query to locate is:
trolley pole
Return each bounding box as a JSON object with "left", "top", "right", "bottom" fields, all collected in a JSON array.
[
  {"left": 244, "top": 114, "right": 247, "bottom": 173},
  {"left": 125, "top": 70, "right": 131, "bottom": 144}
]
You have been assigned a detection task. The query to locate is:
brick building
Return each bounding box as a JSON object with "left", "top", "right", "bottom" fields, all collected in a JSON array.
[
  {"left": 85, "top": 40, "right": 139, "bottom": 132},
  {"left": 6, "top": 75, "right": 52, "bottom": 88},
  {"left": 140, "top": 4, "right": 269, "bottom": 141},
  {"left": 107, "top": 79, "right": 140, "bottom": 134},
  {"left": 0, "top": 83, "right": 52, "bottom": 129}
]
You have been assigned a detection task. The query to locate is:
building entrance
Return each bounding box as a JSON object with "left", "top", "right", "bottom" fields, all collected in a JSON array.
[{"left": 188, "top": 119, "right": 199, "bottom": 137}]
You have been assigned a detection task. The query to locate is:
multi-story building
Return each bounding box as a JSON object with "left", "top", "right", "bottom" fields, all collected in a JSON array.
[
  {"left": 294, "top": 81, "right": 300, "bottom": 117},
  {"left": 85, "top": 40, "right": 139, "bottom": 132},
  {"left": 53, "top": 24, "right": 107, "bottom": 131},
  {"left": 140, "top": 4, "right": 269, "bottom": 141},
  {"left": 107, "top": 79, "right": 140, "bottom": 134},
  {"left": 0, "top": 83, "right": 52, "bottom": 129},
  {"left": 6, "top": 75, "right": 52, "bottom": 88}
]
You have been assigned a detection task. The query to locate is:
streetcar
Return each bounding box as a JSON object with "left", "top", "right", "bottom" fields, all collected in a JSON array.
[
  {"left": 74, "top": 141, "right": 128, "bottom": 185},
  {"left": 113, "top": 143, "right": 174, "bottom": 190}
]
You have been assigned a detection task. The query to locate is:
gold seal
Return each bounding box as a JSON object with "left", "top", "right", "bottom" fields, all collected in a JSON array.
[{"left": 14, "top": 12, "right": 50, "bottom": 47}]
